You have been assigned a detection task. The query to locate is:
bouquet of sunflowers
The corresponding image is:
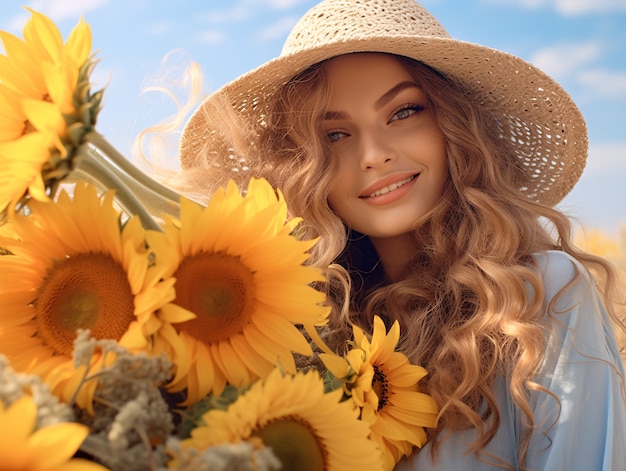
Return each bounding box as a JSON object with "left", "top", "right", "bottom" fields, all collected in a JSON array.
[{"left": 0, "top": 9, "right": 438, "bottom": 471}]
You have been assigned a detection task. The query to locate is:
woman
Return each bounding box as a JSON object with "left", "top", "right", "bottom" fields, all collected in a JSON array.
[{"left": 176, "top": 0, "right": 626, "bottom": 469}]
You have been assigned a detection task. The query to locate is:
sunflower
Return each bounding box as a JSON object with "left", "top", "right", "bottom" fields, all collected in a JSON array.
[
  {"left": 0, "top": 395, "right": 107, "bottom": 470},
  {"left": 172, "top": 368, "right": 383, "bottom": 470},
  {"left": 0, "top": 8, "right": 101, "bottom": 217},
  {"left": 0, "top": 219, "right": 18, "bottom": 239},
  {"left": 0, "top": 219, "right": 19, "bottom": 255},
  {"left": 147, "top": 178, "right": 330, "bottom": 404},
  {"left": 320, "top": 315, "right": 439, "bottom": 470},
  {"left": 0, "top": 182, "right": 182, "bottom": 411}
]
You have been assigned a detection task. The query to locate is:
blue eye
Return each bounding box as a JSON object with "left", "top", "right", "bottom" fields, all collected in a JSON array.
[
  {"left": 390, "top": 104, "right": 424, "bottom": 122},
  {"left": 327, "top": 130, "right": 347, "bottom": 143}
]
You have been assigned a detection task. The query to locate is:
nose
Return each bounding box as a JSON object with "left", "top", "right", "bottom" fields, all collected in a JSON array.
[{"left": 359, "top": 131, "right": 396, "bottom": 171}]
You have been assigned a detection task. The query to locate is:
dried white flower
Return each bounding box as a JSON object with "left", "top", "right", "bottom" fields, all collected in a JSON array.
[
  {"left": 164, "top": 438, "right": 281, "bottom": 471},
  {"left": 0, "top": 355, "right": 74, "bottom": 428},
  {"left": 72, "top": 332, "right": 175, "bottom": 471}
]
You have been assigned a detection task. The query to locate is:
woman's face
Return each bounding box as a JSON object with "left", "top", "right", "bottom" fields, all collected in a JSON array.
[{"left": 324, "top": 53, "right": 448, "bottom": 243}]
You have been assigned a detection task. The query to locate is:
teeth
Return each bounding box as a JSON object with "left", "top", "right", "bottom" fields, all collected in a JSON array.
[{"left": 368, "top": 175, "right": 415, "bottom": 197}]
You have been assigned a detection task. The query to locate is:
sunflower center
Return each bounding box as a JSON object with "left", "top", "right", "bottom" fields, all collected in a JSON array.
[
  {"left": 254, "top": 417, "right": 326, "bottom": 471},
  {"left": 373, "top": 365, "right": 389, "bottom": 411},
  {"left": 36, "top": 253, "right": 136, "bottom": 356},
  {"left": 173, "top": 252, "right": 255, "bottom": 343}
]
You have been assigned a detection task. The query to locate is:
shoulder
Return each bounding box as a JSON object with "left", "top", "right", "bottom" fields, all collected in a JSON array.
[
  {"left": 530, "top": 250, "right": 606, "bottom": 358},
  {"left": 531, "top": 249, "right": 588, "bottom": 283},
  {"left": 526, "top": 256, "right": 626, "bottom": 471},
  {"left": 530, "top": 250, "right": 622, "bottom": 370},
  {"left": 531, "top": 250, "right": 593, "bottom": 303}
]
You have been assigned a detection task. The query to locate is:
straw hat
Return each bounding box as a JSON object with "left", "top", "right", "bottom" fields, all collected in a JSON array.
[{"left": 180, "top": 0, "right": 587, "bottom": 207}]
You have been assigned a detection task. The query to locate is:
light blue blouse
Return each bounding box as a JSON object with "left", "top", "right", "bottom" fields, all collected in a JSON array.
[{"left": 396, "top": 250, "right": 626, "bottom": 471}]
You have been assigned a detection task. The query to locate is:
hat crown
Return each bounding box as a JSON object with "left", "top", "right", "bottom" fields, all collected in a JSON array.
[{"left": 281, "top": 0, "right": 450, "bottom": 56}]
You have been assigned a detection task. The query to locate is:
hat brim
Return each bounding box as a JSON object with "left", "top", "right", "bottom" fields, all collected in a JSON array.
[{"left": 180, "top": 35, "right": 587, "bottom": 207}]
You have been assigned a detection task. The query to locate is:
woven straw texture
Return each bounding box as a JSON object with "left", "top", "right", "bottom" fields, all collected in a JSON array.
[{"left": 180, "top": 0, "right": 587, "bottom": 207}]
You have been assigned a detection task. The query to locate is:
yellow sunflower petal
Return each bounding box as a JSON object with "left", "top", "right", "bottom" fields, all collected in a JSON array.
[
  {"left": 178, "top": 197, "right": 205, "bottom": 254},
  {"left": 179, "top": 368, "right": 383, "bottom": 470},
  {"left": 119, "top": 321, "right": 150, "bottom": 349},
  {"left": 0, "top": 395, "right": 108, "bottom": 470},
  {"left": 388, "top": 391, "right": 438, "bottom": 416},
  {"left": 27, "top": 422, "right": 89, "bottom": 467},
  {"left": 0, "top": 32, "right": 41, "bottom": 96},
  {"left": 153, "top": 322, "right": 192, "bottom": 385},
  {"left": 0, "top": 8, "right": 100, "bottom": 216},
  {"left": 330, "top": 315, "right": 439, "bottom": 467},
  {"left": 145, "top": 230, "right": 180, "bottom": 278},
  {"left": 387, "top": 361, "right": 429, "bottom": 387},
  {"left": 217, "top": 340, "right": 251, "bottom": 387},
  {"left": 371, "top": 317, "right": 399, "bottom": 357},
  {"left": 158, "top": 302, "right": 197, "bottom": 324},
  {"left": 243, "top": 324, "right": 296, "bottom": 372},
  {"left": 23, "top": 7, "right": 64, "bottom": 63},
  {"left": 0, "top": 183, "right": 177, "bottom": 410},
  {"left": 160, "top": 178, "right": 329, "bottom": 401},
  {"left": 0, "top": 85, "right": 29, "bottom": 136},
  {"left": 21, "top": 97, "right": 65, "bottom": 138},
  {"left": 41, "top": 60, "right": 74, "bottom": 113},
  {"left": 0, "top": 396, "right": 37, "bottom": 451},
  {"left": 229, "top": 332, "right": 274, "bottom": 378},
  {"left": 56, "top": 459, "right": 111, "bottom": 471},
  {"left": 186, "top": 340, "right": 222, "bottom": 400},
  {"left": 319, "top": 352, "right": 351, "bottom": 379},
  {"left": 64, "top": 17, "right": 92, "bottom": 67},
  {"left": 251, "top": 314, "right": 313, "bottom": 356}
]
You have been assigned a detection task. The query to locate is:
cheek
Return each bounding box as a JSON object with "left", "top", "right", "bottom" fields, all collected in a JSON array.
[
  {"left": 435, "top": 149, "right": 448, "bottom": 179},
  {"left": 327, "top": 189, "right": 341, "bottom": 214},
  {"left": 429, "top": 136, "right": 449, "bottom": 187},
  {"left": 327, "top": 164, "right": 349, "bottom": 206},
  {"left": 327, "top": 183, "right": 352, "bottom": 224}
]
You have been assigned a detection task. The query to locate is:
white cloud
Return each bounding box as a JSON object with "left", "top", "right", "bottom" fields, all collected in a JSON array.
[
  {"left": 253, "top": 0, "right": 309, "bottom": 10},
  {"left": 145, "top": 20, "right": 174, "bottom": 36},
  {"left": 511, "top": 0, "right": 544, "bottom": 7},
  {"left": 197, "top": 29, "right": 226, "bottom": 45},
  {"left": 484, "top": 0, "right": 626, "bottom": 15},
  {"left": 584, "top": 142, "right": 626, "bottom": 175},
  {"left": 2, "top": 0, "right": 109, "bottom": 41},
  {"left": 552, "top": 0, "right": 626, "bottom": 15},
  {"left": 485, "top": 0, "right": 626, "bottom": 15},
  {"left": 530, "top": 41, "right": 603, "bottom": 79},
  {"left": 203, "top": 5, "right": 250, "bottom": 23},
  {"left": 529, "top": 41, "right": 626, "bottom": 100},
  {"left": 27, "top": 0, "right": 109, "bottom": 21},
  {"left": 578, "top": 70, "right": 626, "bottom": 98},
  {"left": 5, "top": 13, "right": 29, "bottom": 35},
  {"left": 197, "top": 2, "right": 302, "bottom": 45},
  {"left": 201, "top": 0, "right": 308, "bottom": 25},
  {"left": 257, "top": 15, "right": 299, "bottom": 41}
]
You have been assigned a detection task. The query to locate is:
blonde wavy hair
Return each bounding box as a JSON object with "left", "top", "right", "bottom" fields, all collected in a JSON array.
[{"left": 170, "top": 53, "right": 625, "bottom": 469}]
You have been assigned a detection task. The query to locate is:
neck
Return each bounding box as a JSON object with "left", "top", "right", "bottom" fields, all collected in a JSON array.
[{"left": 369, "top": 233, "right": 415, "bottom": 283}]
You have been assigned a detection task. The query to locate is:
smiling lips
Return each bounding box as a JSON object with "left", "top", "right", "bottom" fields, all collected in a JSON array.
[
  {"left": 360, "top": 174, "right": 418, "bottom": 203},
  {"left": 364, "top": 175, "right": 416, "bottom": 198}
]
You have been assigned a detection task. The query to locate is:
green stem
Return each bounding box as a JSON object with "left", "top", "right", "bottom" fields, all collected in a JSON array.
[{"left": 72, "top": 131, "right": 181, "bottom": 231}]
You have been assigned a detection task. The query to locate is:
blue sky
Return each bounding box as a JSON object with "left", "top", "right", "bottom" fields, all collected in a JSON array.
[{"left": 1, "top": 0, "right": 625, "bottom": 235}]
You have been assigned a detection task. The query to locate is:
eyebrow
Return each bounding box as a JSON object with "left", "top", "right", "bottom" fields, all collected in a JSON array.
[
  {"left": 322, "top": 81, "right": 420, "bottom": 121},
  {"left": 375, "top": 81, "right": 419, "bottom": 110}
]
